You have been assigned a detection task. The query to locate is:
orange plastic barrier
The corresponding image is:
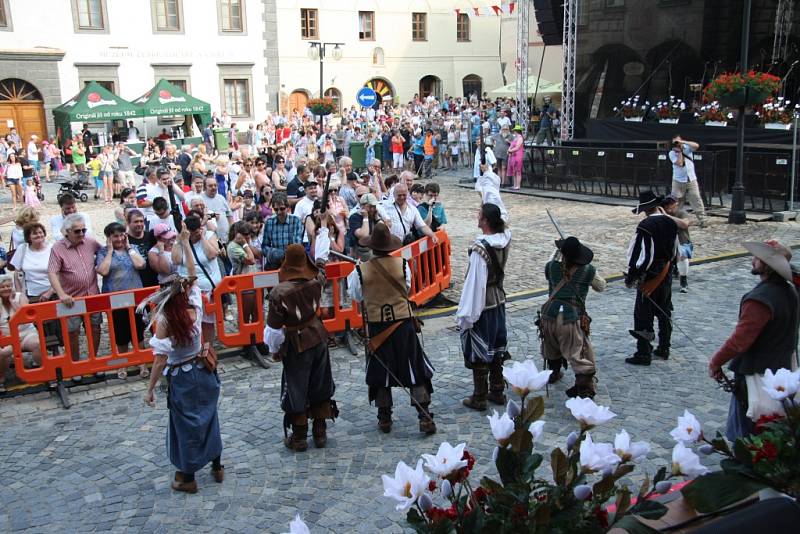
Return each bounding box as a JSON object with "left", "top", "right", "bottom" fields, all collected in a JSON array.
[{"left": 2, "top": 230, "right": 452, "bottom": 384}]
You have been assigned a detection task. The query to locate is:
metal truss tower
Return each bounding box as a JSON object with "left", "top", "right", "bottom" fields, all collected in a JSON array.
[
  {"left": 772, "top": 0, "right": 795, "bottom": 65},
  {"left": 516, "top": 0, "right": 530, "bottom": 135},
  {"left": 561, "top": 0, "right": 578, "bottom": 140}
]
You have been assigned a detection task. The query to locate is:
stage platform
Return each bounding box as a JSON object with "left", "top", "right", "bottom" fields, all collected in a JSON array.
[{"left": 585, "top": 118, "right": 794, "bottom": 147}]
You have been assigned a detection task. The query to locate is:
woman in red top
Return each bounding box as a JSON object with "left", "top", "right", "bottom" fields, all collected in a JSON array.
[{"left": 391, "top": 130, "right": 405, "bottom": 171}]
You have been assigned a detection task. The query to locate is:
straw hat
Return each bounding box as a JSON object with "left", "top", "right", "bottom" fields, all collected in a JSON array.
[{"left": 278, "top": 244, "right": 319, "bottom": 282}]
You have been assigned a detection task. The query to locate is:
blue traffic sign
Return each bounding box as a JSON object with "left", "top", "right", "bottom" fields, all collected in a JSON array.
[{"left": 356, "top": 87, "right": 378, "bottom": 108}]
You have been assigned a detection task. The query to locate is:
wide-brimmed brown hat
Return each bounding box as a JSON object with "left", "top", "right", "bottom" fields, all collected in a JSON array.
[
  {"left": 744, "top": 241, "right": 793, "bottom": 281},
  {"left": 361, "top": 221, "right": 402, "bottom": 252},
  {"left": 278, "top": 243, "right": 319, "bottom": 282}
]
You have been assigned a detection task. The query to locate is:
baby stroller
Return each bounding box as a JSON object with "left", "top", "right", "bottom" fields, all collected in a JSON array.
[
  {"left": 57, "top": 170, "right": 92, "bottom": 202},
  {"left": 27, "top": 170, "right": 45, "bottom": 202}
]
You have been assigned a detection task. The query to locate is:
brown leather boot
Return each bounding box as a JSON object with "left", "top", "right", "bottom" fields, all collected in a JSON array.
[
  {"left": 312, "top": 419, "right": 327, "bottom": 448},
  {"left": 565, "top": 374, "right": 596, "bottom": 399},
  {"left": 487, "top": 360, "right": 507, "bottom": 405},
  {"left": 546, "top": 359, "right": 565, "bottom": 384},
  {"left": 462, "top": 369, "right": 489, "bottom": 411},
  {"left": 378, "top": 407, "right": 393, "bottom": 433},
  {"left": 417, "top": 404, "right": 437, "bottom": 435},
  {"left": 171, "top": 472, "right": 198, "bottom": 494},
  {"left": 284, "top": 424, "right": 309, "bottom": 452}
]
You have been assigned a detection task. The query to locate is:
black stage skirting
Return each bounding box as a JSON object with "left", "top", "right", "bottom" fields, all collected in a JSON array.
[{"left": 585, "top": 118, "right": 794, "bottom": 147}]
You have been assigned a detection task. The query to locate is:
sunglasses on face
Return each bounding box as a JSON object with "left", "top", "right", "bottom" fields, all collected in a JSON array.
[
  {"left": 275, "top": 206, "right": 287, "bottom": 211},
  {"left": 71, "top": 228, "right": 87, "bottom": 234}
]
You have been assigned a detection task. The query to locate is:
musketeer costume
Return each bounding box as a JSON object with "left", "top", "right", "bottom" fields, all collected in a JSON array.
[
  {"left": 347, "top": 222, "right": 436, "bottom": 435},
  {"left": 456, "top": 228, "right": 511, "bottom": 410},
  {"left": 625, "top": 191, "right": 678, "bottom": 365},
  {"left": 264, "top": 237, "right": 338, "bottom": 452}
]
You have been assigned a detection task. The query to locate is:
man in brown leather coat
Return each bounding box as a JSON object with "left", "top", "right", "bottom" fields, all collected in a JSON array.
[{"left": 264, "top": 235, "right": 338, "bottom": 452}]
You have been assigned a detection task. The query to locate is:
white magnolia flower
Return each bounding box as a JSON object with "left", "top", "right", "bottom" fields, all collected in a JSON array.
[
  {"left": 421, "top": 442, "right": 468, "bottom": 478},
  {"left": 565, "top": 397, "right": 617, "bottom": 427},
  {"left": 761, "top": 368, "right": 800, "bottom": 401},
  {"left": 528, "top": 420, "right": 545, "bottom": 443},
  {"left": 503, "top": 360, "right": 552, "bottom": 396},
  {"left": 487, "top": 410, "right": 515, "bottom": 444},
  {"left": 381, "top": 459, "right": 431, "bottom": 511},
  {"left": 579, "top": 433, "right": 621, "bottom": 473},
  {"left": 671, "top": 442, "right": 709, "bottom": 478},
  {"left": 614, "top": 429, "right": 651, "bottom": 462},
  {"left": 282, "top": 515, "right": 310, "bottom": 534},
  {"left": 669, "top": 410, "right": 702, "bottom": 444}
]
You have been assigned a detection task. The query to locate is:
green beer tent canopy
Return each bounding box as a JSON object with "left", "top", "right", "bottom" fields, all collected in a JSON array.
[
  {"left": 133, "top": 79, "right": 211, "bottom": 127},
  {"left": 52, "top": 81, "right": 142, "bottom": 145}
]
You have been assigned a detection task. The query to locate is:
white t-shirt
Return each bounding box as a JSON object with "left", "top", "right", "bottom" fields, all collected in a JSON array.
[
  {"left": 27, "top": 141, "right": 38, "bottom": 161},
  {"left": 383, "top": 201, "right": 426, "bottom": 240},
  {"left": 147, "top": 214, "right": 177, "bottom": 233},
  {"left": 49, "top": 212, "right": 94, "bottom": 240},
  {"left": 293, "top": 195, "right": 315, "bottom": 243},
  {"left": 10, "top": 243, "right": 53, "bottom": 296},
  {"left": 497, "top": 116, "right": 511, "bottom": 130},
  {"left": 473, "top": 146, "right": 498, "bottom": 178}
]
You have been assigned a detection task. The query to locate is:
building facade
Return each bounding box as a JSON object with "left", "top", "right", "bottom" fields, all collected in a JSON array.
[
  {"left": 275, "top": 0, "right": 504, "bottom": 113},
  {"left": 0, "top": 0, "right": 278, "bottom": 142}
]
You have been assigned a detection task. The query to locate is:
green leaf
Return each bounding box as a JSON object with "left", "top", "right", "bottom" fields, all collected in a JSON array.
[
  {"left": 615, "top": 486, "right": 632, "bottom": 518},
  {"left": 480, "top": 476, "right": 504, "bottom": 493},
  {"left": 681, "top": 472, "right": 767, "bottom": 513},
  {"left": 652, "top": 466, "right": 667, "bottom": 485},
  {"left": 496, "top": 446, "right": 520, "bottom": 486},
  {"left": 461, "top": 508, "right": 484, "bottom": 533},
  {"left": 523, "top": 453, "right": 543, "bottom": 480},
  {"left": 630, "top": 498, "right": 668, "bottom": 520},
  {"left": 551, "top": 447, "right": 569, "bottom": 486},
  {"left": 522, "top": 396, "right": 545, "bottom": 426},
  {"left": 637, "top": 474, "right": 650, "bottom": 500},
  {"left": 592, "top": 474, "right": 615, "bottom": 497},
  {"left": 613, "top": 464, "right": 635, "bottom": 481},
  {"left": 733, "top": 439, "right": 753, "bottom": 464},
  {"left": 431, "top": 518, "right": 456, "bottom": 534},
  {"left": 612, "top": 515, "right": 662, "bottom": 534},
  {"left": 508, "top": 426, "right": 533, "bottom": 455}
]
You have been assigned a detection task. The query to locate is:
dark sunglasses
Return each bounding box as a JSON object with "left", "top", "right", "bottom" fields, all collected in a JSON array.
[
  {"left": 274, "top": 206, "right": 287, "bottom": 211},
  {"left": 71, "top": 228, "right": 87, "bottom": 234}
]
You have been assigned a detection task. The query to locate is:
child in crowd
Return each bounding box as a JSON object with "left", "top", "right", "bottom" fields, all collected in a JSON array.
[
  {"left": 87, "top": 153, "right": 103, "bottom": 200},
  {"left": 417, "top": 182, "right": 447, "bottom": 232}
]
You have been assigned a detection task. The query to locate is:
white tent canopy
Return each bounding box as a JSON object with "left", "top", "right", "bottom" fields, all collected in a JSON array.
[{"left": 489, "top": 78, "right": 562, "bottom": 97}]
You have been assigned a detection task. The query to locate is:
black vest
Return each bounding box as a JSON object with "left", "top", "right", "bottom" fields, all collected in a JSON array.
[{"left": 729, "top": 278, "right": 799, "bottom": 375}]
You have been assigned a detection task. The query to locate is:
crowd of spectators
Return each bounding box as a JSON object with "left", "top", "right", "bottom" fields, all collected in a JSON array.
[{"left": 0, "top": 91, "right": 529, "bottom": 389}]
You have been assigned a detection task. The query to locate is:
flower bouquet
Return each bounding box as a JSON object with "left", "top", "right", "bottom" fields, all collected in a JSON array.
[
  {"left": 703, "top": 71, "right": 781, "bottom": 108},
  {"left": 381, "top": 360, "right": 714, "bottom": 533},
  {"left": 681, "top": 368, "right": 800, "bottom": 514},
  {"left": 756, "top": 98, "right": 797, "bottom": 130},
  {"left": 308, "top": 98, "right": 336, "bottom": 116},
  {"left": 695, "top": 102, "right": 734, "bottom": 127},
  {"left": 655, "top": 97, "right": 685, "bottom": 123},
  {"left": 614, "top": 95, "right": 649, "bottom": 122}
]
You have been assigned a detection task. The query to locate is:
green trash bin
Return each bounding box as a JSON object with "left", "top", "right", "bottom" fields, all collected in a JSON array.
[
  {"left": 350, "top": 141, "right": 366, "bottom": 169},
  {"left": 213, "top": 128, "right": 229, "bottom": 152}
]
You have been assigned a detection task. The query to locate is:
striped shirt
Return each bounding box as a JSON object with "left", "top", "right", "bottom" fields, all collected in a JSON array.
[{"left": 48, "top": 237, "right": 101, "bottom": 297}]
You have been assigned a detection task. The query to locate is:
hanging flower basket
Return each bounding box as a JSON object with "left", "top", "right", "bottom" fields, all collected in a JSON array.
[
  {"left": 308, "top": 98, "right": 336, "bottom": 116},
  {"left": 704, "top": 71, "right": 780, "bottom": 108},
  {"left": 757, "top": 98, "right": 796, "bottom": 129}
]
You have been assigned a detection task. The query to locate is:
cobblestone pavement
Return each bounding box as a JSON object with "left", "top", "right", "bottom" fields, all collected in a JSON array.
[{"left": 0, "top": 257, "right": 753, "bottom": 533}]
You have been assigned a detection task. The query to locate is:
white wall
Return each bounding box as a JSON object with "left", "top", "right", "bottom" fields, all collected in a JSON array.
[
  {"left": 276, "top": 0, "right": 503, "bottom": 106},
  {"left": 6, "top": 0, "right": 269, "bottom": 130}
]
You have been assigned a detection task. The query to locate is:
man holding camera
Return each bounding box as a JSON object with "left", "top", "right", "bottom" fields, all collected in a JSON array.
[{"left": 669, "top": 136, "right": 706, "bottom": 227}]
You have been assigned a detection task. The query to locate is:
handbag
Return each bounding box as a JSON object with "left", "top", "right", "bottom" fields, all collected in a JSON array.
[
  {"left": 198, "top": 342, "right": 217, "bottom": 373},
  {"left": 5, "top": 235, "right": 16, "bottom": 269},
  {"left": 394, "top": 204, "right": 416, "bottom": 246}
]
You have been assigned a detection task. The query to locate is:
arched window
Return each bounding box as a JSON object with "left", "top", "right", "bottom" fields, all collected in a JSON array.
[
  {"left": 0, "top": 79, "right": 43, "bottom": 101},
  {"left": 324, "top": 87, "right": 342, "bottom": 113},
  {"left": 372, "top": 47, "right": 384, "bottom": 66},
  {"left": 462, "top": 74, "right": 483, "bottom": 99}
]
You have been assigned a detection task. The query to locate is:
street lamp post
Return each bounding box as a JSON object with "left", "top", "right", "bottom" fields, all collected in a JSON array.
[
  {"left": 307, "top": 42, "right": 343, "bottom": 131},
  {"left": 729, "top": 0, "right": 751, "bottom": 224}
]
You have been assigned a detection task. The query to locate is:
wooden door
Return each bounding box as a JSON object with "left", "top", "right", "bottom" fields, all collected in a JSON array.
[
  {"left": 288, "top": 91, "right": 309, "bottom": 114},
  {"left": 0, "top": 79, "right": 47, "bottom": 143}
]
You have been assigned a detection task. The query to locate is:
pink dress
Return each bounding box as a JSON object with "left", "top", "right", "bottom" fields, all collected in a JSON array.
[{"left": 506, "top": 133, "right": 524, "bottom": 174}]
